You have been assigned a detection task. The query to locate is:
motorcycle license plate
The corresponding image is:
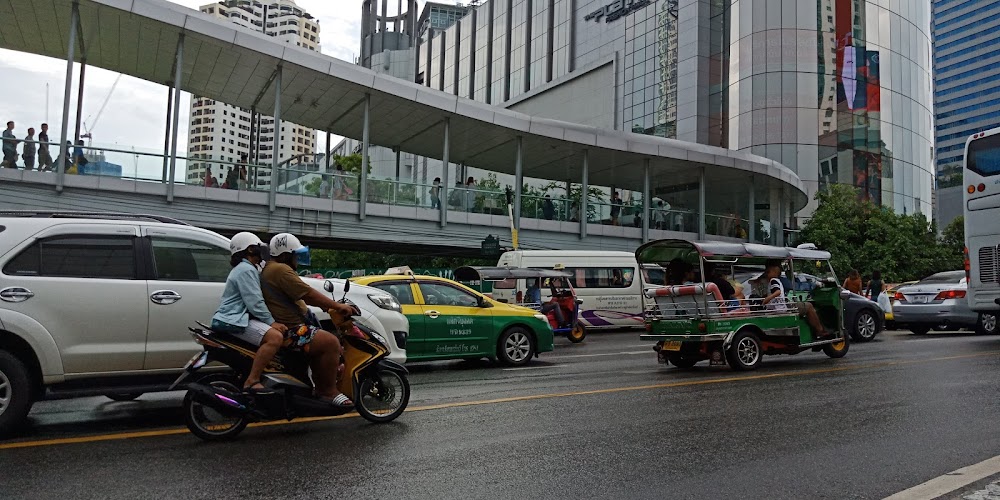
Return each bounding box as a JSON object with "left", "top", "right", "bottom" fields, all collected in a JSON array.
[{"left": 663, "top": 341, "right": 682, "bottom": 352}]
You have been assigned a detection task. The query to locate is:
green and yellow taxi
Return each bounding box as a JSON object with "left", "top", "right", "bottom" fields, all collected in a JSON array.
[{"left": 352, "top": 272, "right": 555, "bottom": 366}]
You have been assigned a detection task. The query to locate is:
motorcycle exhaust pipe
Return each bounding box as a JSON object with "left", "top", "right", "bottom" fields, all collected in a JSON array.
[{"left": 187, "top": 383, "right": 249, "bottom": 414}]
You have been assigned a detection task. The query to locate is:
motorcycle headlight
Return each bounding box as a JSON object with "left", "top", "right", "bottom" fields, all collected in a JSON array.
[{"left": 368, "top": 293, "right": 402, "bottom": 313}]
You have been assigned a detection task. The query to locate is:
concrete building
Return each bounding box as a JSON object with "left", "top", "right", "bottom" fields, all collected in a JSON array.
[
  {"left": 359, "top": 0, "right": 934, "bottom": 225},
  {"left": 932, "top": 0, "right": 1000, "bottom": 230},
  {"left": 187, "top": 0, "right": 320, "bottom": 187}
]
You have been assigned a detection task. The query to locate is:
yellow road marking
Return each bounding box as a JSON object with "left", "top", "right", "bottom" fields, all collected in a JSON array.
[{"left": 2, "top": 350, "right": 996, "bottom": 451}]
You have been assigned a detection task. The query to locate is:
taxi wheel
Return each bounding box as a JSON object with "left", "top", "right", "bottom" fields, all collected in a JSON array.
[
  {"left": 497, "top": 327, "right": 535, "bottom": 366},
  {"left": 725, "top": 330, "right": 762, "bottom": 371},
  {"left": 567, "top": 324, "right": 586, "bottom": 343}
]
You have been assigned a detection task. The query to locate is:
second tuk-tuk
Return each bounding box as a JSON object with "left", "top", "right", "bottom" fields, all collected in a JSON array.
[
  {"left": 637, "top": 239, "right": 849, "bottom": 371},
  {"left": 454, "top": 266, "right": 586, "bottom": 343}
]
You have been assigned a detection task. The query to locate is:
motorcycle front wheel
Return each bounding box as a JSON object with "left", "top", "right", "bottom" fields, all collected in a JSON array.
[
  {"left": 183, "top": 374, "right": 249, "bottom": 441},
  {"left": 355, "top": 370, "right": 410, "bottom": 423}
]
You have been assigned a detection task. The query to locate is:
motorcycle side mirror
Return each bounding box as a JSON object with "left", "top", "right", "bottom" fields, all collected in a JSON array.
[
  {"left": 344, "top": 279, "right": 351, "bottom": 293},
  {"left": 323, "top": 280, "right": 334, "bottom": 293}
]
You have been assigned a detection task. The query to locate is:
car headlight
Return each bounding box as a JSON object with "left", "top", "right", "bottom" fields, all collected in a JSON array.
[
  {"left": 534, "top": 313, "right": 549, "bottom": 322},
  {"left": 368, "top": 293, "right": 402, "bottom": 313}
]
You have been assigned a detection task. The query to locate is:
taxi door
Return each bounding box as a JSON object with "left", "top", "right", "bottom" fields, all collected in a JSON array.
[
  {"left": 413, "top": 280, "right": 494, "bottom": 358},
  {"left": 366, "top": 281, "right": 426, "bottom": 356}
]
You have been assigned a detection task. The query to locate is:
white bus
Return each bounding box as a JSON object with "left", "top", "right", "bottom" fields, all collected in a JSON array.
[
  {"left": 494, "top": 251, "right": 646, "bottom": 329},
  {"left": 964, "top": 127, "right": 1000, "bottom": 315}
]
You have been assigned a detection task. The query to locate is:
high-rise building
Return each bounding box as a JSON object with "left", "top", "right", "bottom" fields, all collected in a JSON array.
[
  {"left": 187, "top": 0, "right": 320, "bottom": 188},
  {"left": 932, "top": 0, "right": 1000, "bottom": 229},
  {"left": 364, "top": 0, "right": 935, "bottom": 223}
]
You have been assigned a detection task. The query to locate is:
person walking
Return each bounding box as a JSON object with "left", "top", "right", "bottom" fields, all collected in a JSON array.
[
  {"left": 866, "top": 270, "right": 886, "bottom": 302},
  {"left": 542, "top": 194, "right": 555, "bottom": 220},
  {"left": 21, "top": 128, "right": 36, "bottom": 171},
  {"left": 843, "top": 269, "right": 863, "bottom": 295},
  {"left": 465, "top": 176, "right": 476, "bottom": 212},
  {"left": 651, "top": 200, "right": 665, "bottom": 230},
  {"left": 238, "top": 164, "right": 248, "bottom": 190},
  {"left": 37, "top": 123, "right": 52, "bottom": 171},
  {"left": 204, "top": 166, "right": 214, "bottom": 187},
  {"left": 333, "top": 164, "right": 347, "bottom": 200},
  {"left": 430, "top": 177, "right": 441, "bottom": 209},
  {"left": 2, "top": 121, "right": 18, "bottom": 168},
  {"left": 610, "top": 191, "right": 623, "bottom": 226}
]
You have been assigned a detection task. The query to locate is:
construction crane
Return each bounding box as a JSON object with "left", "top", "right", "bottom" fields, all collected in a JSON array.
[{"left": 81, "top": 74, "right": 122, "bottom": 146}]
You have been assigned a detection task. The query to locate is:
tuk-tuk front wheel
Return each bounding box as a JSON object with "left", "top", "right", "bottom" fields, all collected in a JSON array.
[
  {"left": 726, "top": 330, "right": 762, "bottom": 371},
  {"left": 823, "top": 336, "right": 849, "bottom": 358},
  {"left": 567, "top": 324, "right": 586, "bottom": 343}
]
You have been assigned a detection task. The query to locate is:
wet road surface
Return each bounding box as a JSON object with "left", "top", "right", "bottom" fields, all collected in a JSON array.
[{"left": 3, "top": 330, "right": 1000, "bottom": 499}]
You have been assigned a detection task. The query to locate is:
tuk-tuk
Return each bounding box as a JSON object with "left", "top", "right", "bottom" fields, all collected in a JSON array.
[
  {"left": 454, "top": 266, "right": 586, "bottom": 343},
  {"left": 636, "top": 239, "right": 849, "bottom": 370}
]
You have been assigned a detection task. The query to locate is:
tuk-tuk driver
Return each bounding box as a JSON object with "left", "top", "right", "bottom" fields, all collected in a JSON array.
[
  {"left": 756, "top": 260, "right": 830, "bottom": 339},
  {"left": 541, "top": 277, "right": 567, "bottom": 327}
]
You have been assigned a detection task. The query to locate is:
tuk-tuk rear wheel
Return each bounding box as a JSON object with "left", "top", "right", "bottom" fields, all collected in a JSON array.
[
  {"left": 567, "top": 325, "right": 586, "bottom": 343},
  {"left": 725, "top": 330, "right": 762, "bottom": 371},
  {"left": 823, "top": 336, "right": 849, "bottom": 358}
]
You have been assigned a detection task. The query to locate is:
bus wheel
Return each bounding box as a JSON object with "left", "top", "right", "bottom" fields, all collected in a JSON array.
[
  {"left": 977, "top": 314, "right": 998, "bottom": 335},
  {"left": 725, "top": 330, "right": 762, "bottom": 371},
  {"left": 566, "top": 324, "right": 586, "bottom": 343}
]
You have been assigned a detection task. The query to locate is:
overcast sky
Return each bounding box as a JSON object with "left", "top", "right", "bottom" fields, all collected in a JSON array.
[{"left": 0, "top": 0, "right": 420, "bottom": 162}]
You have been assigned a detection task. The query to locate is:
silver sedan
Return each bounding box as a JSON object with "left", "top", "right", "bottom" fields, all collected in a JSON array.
[{"left": 892, "top": 271, "right": 998, "bottom": 335}]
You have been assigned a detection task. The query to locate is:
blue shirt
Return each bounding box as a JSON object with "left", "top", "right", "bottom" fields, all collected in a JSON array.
[
  {"left": 526, "top": 285, "right": 541, "bottom": 304},
  {"left": 212, "top": 260, "right": 275, "bottom": 327}
]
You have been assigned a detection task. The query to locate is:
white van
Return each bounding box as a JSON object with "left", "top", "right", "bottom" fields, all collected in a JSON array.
[{"left": 494, "top": 250, "right": 645, "bottom": 330}]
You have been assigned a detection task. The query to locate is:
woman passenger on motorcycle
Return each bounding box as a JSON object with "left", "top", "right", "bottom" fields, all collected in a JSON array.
[{"left": 211, "top": 232, "right": 288, "bottom": 393}]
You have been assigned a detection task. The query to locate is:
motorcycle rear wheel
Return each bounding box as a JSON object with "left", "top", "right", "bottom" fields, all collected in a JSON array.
[
  {"left": 356, "top": 371, "right": 410, "bottom": 423},
  {"left": 183, "top": 374, "right": 249, "bottom": 441}
]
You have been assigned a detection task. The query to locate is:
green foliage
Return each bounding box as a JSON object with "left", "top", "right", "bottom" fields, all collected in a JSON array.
[
  {"left": 800, "top": 185, "right": 964, "bottom": 282},
  {"left": 335, "top": 153, "right": 367, "bottom": 175},
  {"left": 541, "top": 181, "right": 607, "bottom": 221},
  {"left": 941, "top": 215, "right": 965, "bottom": 259}
]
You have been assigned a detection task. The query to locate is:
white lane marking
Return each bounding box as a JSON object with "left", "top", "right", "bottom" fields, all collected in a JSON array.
[
  {"left": 554, "top": 350, "right": 651, "bottom": 359},
  {"left": 884, "top": 454, "right": 1000, "bottom": 500},
  {"left": 502, "top": 364, "right": 566, "bottom": 371}
]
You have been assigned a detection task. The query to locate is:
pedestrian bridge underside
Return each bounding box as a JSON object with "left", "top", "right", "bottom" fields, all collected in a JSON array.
[{"left": 0, "top": 0, "right": 808, "bottom": 251}]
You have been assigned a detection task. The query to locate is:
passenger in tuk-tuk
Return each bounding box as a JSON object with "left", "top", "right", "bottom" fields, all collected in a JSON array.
[
  {"left": 667, "top": 259, "right": 697, "bottom": 285},
  {"left": 525, "top": 278, "right": 542, "bottom": 305},
  {"left": 750, "top": 260, "right": 830, "bottom": 339},
  {"left": 540, "top": 278, "right": 568, "bottom": 327},
  {"left": 704, "top": 263, "right": 739, "bottom": 308}
]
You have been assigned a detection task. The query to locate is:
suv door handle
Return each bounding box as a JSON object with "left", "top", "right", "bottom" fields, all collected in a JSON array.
[
  {"left": 0, "top": 287, "right": 34, "bottom": 303},
  {"left": 150, "top": 290, "right": 182, "bottom": 305},
  {"left": 425, "top": 310, "right": 440, "bottom": 319}
]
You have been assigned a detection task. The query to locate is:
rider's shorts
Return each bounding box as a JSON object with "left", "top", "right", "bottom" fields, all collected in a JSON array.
[
  {"left": 793, "top": 302, "right": 811, "bottom": 317},
  {"left": 283, "top": 324, "right": 318, "bottom": 351}
]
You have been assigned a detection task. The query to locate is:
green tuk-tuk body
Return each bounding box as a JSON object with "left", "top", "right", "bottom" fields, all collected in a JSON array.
[{"left": 637, "top": 240, "right": 849, "bottom": 370}]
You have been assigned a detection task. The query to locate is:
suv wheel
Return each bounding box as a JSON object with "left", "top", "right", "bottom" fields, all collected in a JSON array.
[{"left": 0, "top": 351, "right": 34, "bottom": 436}]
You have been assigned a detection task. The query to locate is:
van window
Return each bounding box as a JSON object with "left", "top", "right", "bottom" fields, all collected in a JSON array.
[
  {"left": 565, "top": 267, "right": 636, "bottom": 288},
  {"left": 150, "top": 237, "right": 230, "bottom": 282},
  {"left": 3, "top": 235, "right": 136, "bottom": 279}
]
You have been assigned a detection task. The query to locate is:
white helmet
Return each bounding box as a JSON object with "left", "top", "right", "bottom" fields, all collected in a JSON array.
[
  {"left": 229, "top": 232, "right": 265, "bottom": 256},
  {"left": 270, "top": 233, "right": 311, "bottom": 266}
]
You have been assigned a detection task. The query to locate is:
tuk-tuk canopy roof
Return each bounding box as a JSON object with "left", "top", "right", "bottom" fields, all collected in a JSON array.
[
  {"left": 453, "top": 266, "right": 573, "bottom": 282},
  {"left": 636, "top": 239, "right": 831, "bottom": 264}
]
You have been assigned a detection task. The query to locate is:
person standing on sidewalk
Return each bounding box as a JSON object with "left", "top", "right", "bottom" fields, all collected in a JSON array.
[
  {"left": 37, "top": 123, "right": 52, "bottom": 171},
  {"left": 21, "top": 128, "right": 36, "bottom": 170},
  {"left": 2, "top": 121, "right": 18, "bottom": 168}
]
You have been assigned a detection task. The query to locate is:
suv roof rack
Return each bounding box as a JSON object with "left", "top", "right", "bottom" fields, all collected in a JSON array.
[{"left": 0, "top": 210, "right": 191, "bottom": 226}]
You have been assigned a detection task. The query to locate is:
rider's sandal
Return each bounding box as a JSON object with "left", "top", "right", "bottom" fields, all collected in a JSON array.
[
  {"left": 322, "top": 393, "right": 354, "bottom": 409},
  {"left": 244, "top": 382, "right": 275, "bottom": 396}
]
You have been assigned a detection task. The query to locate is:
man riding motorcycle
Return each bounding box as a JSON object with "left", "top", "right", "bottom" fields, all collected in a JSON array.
[{"left": 261, "top": 233, "right": 356, "bottom": 409}]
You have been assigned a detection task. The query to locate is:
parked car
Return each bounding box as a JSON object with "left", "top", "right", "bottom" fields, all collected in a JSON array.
[
  {"left": 353, "top": 273, "right": 555, "bottom": 366},
  {"left": 736, "top": 272, "right": 885, "bottom": 342},
  {"left": 0, "top": 211, "right": 407, "bottom": 435},
  {"left": 892, "top": 271, "right": 998, "bottom": 335}
]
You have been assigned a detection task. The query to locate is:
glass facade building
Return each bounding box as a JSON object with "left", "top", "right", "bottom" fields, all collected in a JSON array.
[
  {"left": 932, "top": 0, "right": 1000, "bottom": 228},
  {"left": 400, "top": 0, "right": 934, "bottom": 220}
]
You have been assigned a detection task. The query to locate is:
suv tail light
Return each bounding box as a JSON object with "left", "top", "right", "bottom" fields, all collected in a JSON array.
[{"left": 934, "top": 290, "right": 967, "bottom": 301}]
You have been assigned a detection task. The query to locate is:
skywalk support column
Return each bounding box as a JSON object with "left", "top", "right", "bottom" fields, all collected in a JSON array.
[
  {"left": 580, "top": 149, "right": 589, "bottom": 239},
  {"left": 698, "top": 167, "right": 706, "bottom": 240},
  {"left": 56, "top": 1, "right": 79, "bottom": 193},
  {"left": 161, "top": 83, "right": 174, "bottom": 183},
  {"left": 440, "top": 118, "right": 450, "bottom": 228},
  {"left": 514, "top": 136, "right": 523, "bottom": 230},
  {"left": 73, "top": 60, "right": 86, "bottom": 144},
  {"left": 167, "top": 35, "right": 184, "bottom": 203},
  {"left": 268, "top": 66, "right": 283, "bottom": 212},
  {"left": 359, "top": 93, "right": 371, "bottom": 220},
  {"left": 748, "top": 176, "right": 756, "bottom": 242},
  {"left": 642, "top": 159, "right": 650, "bottom": 243}
]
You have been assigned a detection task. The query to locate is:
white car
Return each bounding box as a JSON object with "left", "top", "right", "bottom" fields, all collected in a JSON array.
[{"left": 0, "top": 212, "right": 407, "bottom": 435}]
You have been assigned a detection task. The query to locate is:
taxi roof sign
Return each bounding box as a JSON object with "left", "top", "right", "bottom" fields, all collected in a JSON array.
[{"left": 385, "top": 266, "right": 414, "bottom": 276}]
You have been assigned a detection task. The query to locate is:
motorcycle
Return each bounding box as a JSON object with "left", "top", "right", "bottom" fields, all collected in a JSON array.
[{"left": 172, "top": 279, "right": 410, "bottom": 441}]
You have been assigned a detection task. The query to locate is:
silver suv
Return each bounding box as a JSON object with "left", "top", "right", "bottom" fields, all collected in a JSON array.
[{"left": 0, "top": 212, "right": 408, "bottom": 435}]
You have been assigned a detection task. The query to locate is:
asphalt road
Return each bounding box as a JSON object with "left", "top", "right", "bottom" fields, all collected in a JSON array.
[{"left": 3, "top": 330, "right": 1000, "bottom": 499}]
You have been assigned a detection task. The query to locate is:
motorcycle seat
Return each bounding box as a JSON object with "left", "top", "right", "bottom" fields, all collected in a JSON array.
[{"left": 191, "top": 321, "right": 261, "bottom": 353}]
